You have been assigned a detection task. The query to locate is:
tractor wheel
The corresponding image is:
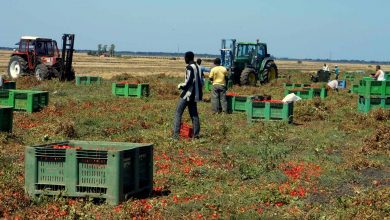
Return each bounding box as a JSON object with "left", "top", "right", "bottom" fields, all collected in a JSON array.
[
  {"left": 8, "top": 56, "right": 27, "bottom": 79},
  {"left": 261, "top": 62, "right": 278, "bottom": 84},
  {"left": 240, "top": 68, "right": 257, "bottom": 86},
  {"left": 35, "top": 64, "right": 49, "bottom": 81}
]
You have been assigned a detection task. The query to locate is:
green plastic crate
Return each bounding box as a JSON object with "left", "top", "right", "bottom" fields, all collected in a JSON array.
[
  {"left": 284, "top": 87, "right": 327, "bottom": 100},
  {"left": 343, "top": 75, "right": 355, "bottom": 82},
  {"left": 204, "top": 79, "right": 233, "bottom": 92},
  {"left": 1, "top": 81, "right": 16, "bottom": 90},
  {"left": 306, "top": 87, "right": 328, "bottom": 99},
  {"left": 227, "top": 95, "right": 253, "bottom": 113},
  {"left": 7, "top": 90, "right": 49, "bottom": 113},
  {"left": 351, "top": 84, "right": 359, "bottom": 94},
  {"left": 358, "top": 79, "right": 390, "bottom": 98},
  {"left": 76, "top": 76, "right": 102, "bottom": 85},
  {"left": 0, "top": 106, "right": 13, "bottom": 132},
  {"left": 205, "top": 79, "right": 213, "bottom": 92},
  {"left": 358, "top": 96, "right": 390, "bottom": 113},
  {"left": 246, "top": 100, "right": 293, "bottom": 123},
  {"left": 0, "top": 90, "right": 10, "bottom": 106},
  {"left": 112, "top": 83, "right": 149, "bottom": 98},
  {"left": 25, "top": 140, "right": 154, "bottom": 205},
  {"left": 385, "top": 72, "right": 390, "bottom": 81},
  {"left": 283, "top": 83, "right": 311, "bottom": 90}
]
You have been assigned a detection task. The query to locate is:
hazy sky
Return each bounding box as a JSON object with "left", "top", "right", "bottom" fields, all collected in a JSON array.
[{"left": 0, "top": 0, "right": 389, "bottom": 61}]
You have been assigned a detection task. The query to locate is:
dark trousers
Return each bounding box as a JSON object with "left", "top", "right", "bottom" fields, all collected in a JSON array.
[
  {"left": 211, "top": 84, "right": 228, "bottom": 113},
  {"left": 173, "top": 98, "right": 200, "bottom": 138}
]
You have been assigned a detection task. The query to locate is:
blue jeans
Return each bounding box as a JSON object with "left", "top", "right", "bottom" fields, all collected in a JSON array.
[{"left": 173, "top": 98, "right": 200, "bottom": 138}]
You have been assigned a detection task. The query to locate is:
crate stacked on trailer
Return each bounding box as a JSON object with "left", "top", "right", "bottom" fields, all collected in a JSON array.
[
  {"left": 357, "top": 77, "right": 390, "bottom": 112},
  {"left": 25, "top": 140, "right": 153, "bottom": 205}
]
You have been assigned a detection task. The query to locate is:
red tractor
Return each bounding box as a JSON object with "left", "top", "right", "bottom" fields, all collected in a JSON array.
[{"left": 7, "top": 34, "right": 75, "bottom": 81}]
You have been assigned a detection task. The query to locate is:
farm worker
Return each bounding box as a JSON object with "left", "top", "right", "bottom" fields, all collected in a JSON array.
[
  {"left": 173, "top": 51, "right": 203, "bottom": 139},
  {"left": 322, "top": 63, "right": 329, "bottom": 71},
  {"left": 327, "top": 80, "right": 339, "bottom": 92},
  {"left": 334, "top": 65, "right": 340, "bottom": 79},
  {"left": 209, "top": 58, "right": 229, "bottom": 113},
  {"left": 373, "top": 65, "right": 385, "bottom": 81},
  {"left": 196, "top": 58, "right": 210, "bottom": 85}
]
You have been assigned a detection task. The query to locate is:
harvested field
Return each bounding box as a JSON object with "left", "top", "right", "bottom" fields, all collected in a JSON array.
[{"left": 0, "top": 50, "right": 389, "bottom": 219}]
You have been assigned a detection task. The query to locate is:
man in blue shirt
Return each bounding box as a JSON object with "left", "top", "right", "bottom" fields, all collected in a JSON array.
[
  {"left": 334, "top": 65, "right": 340, "bottom": 80},
  {"left": 196, "top": 58, "right": 210, "bottom": 85}
]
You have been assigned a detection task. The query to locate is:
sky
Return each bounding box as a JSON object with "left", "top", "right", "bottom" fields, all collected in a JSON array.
[{"left": 0, "top": 0, "right": 389, "bottom": 61}]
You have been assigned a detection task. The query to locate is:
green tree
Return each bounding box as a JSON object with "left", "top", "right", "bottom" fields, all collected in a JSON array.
[
  {"left": 102, "top": 45, "right": 107, "bottom": 54},
  {"left": 97, "top": 44, "right": 102, "bottom": 56},
  {"left": 109, "top": 44, "right": 115, "bottom": 57}
]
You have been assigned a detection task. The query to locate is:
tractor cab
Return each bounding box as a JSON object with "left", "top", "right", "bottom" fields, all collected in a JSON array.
[
  {"left": 15, "top": 37, "right": 60, "bottom": 69},
  {"left": 221, "top": 39, "right": 277, "bottom": 86},
  {"left": 8, "top": 34, "right": 75, "bottom": 81}
]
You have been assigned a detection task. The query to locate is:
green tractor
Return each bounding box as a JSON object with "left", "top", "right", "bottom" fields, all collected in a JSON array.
[{"left": 221, "top": 39, "right": 278, "bottom": 86}]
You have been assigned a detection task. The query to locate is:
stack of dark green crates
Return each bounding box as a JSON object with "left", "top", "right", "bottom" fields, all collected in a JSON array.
[{"left": 357, "top": 77, "right": 390, "bottom": 113}]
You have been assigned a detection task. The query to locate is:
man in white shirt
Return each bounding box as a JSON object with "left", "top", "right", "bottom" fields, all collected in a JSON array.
[
  {"left": 373, "top": 65, "right": 385, "bottom": 81},
  {"left": 322, "top": 63, "right": 329, "bottom": 71}
]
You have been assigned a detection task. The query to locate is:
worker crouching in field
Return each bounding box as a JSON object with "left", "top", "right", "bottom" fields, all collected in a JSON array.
[
  {"left": 209, "top": 58, "right": 228, "bottom": 113},
  {"left": 173, "top": 51, "right": 203, "bottom": 139},
  {"left": 327, "top": 80, "right": 339, "bottom": 92}
]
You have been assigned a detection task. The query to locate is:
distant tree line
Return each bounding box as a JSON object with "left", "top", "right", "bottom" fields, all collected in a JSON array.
[{"left": 86, "top": 44, "right": 116, "bottom": 57}]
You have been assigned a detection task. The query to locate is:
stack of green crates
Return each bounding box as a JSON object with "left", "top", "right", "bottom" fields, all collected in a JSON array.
[
  {"left": 357, "top": 78, "right": 390, "bottom": 112},
  {"left": 0, "top": 106, "right": 13, "bottom": 132},
  {"left": 76, "top": 76, "right": 102, "bottom": 85},
  {"left": 246, "top": 100, "right": 293, "bottom": 123},
  {"left": 25, "top": 140, "right": 154, "bottom": 205},
  {"left": 112, "top": 83, "right": 150, "bottom": 98},
  {"left": 226, "top": 94, "right": 253, "bottom": 113},
  {"left": 0, "top": 90, "right": 49, "bottom": 113},
  {"left": 284, "top": 87, "right": 327, "bottom": 100}
]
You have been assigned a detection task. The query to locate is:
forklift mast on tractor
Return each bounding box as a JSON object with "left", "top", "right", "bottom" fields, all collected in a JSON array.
[
  {"left": 7, "top": 34, "right": 75, "bottom": 81},
  {"left": 221, "top": 39, "right": 278, "bottom": 86}
]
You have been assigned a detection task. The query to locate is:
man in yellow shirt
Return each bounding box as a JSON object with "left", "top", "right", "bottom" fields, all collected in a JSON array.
[{"left": 209, "top": 58, "right": 228, "bottom": 113}]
